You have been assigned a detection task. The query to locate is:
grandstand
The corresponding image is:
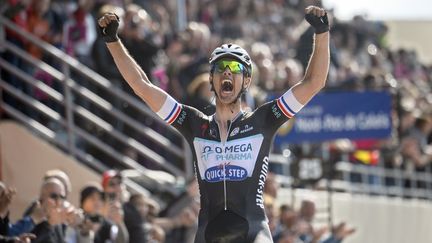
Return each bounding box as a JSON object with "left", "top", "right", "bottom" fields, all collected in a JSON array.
[{"left": 1, "top": 0, "right": 432, "bottom": 243}]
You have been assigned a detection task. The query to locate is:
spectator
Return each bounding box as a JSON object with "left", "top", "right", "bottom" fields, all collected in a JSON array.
[
  {"left": 29, "top": 177, "right": 67, "bottom": 243},
  {"left": 400, "top": 116, "right": 432, "bottom": 190},
  {"left": 9, "top": 172, "right": 80, "bottom": 242},
  {"left": 102, "top": 170, "right": 146, "bottom": 243},
  {"left": 0, "top": 181, "right": 36, "bottom": 243},
  {"left": 43, "top": 169, "right": 72, "bottom": 198},
  {"left": 297, "top": 200, "right": 355, "bottom": 243},
  {"left": 1, "top": 0, "right": 32, "bottom": 111},
  {"left": 128, "top": 194, "right": 165, "bottom": 243},
  {"left": 26, "top": 0, "right": 62, "bottom": 60},
  {"left": 76, "top": 183, "right": 128, "bottom": 243},
  {"left": 63, "top": 0, "right": 97, "bottom": 67},
  {"left": 273, "top": 204, "right": 298, "bottom": 242},
  {"left": 121, "top": 3, "right": 163, "bottom": 78},
  {"left": 183, "top": 72, "right": 215, "bottom": 115}
]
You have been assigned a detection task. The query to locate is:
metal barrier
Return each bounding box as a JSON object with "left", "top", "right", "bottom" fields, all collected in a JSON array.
[
  {"left": 317, "top": 161, "right": 432, "bottom": 200},
  {"left": 0, "top": 14, "right": 192, "bottom": 195}
]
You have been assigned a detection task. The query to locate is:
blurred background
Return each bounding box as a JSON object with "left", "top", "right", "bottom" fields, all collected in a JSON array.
[{"left": 0, "top": 0, "right": 432, "bottom": 242}]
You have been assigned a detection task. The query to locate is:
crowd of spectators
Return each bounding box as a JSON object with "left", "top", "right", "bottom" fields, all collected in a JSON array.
[
  {"left": 1, "top": 0, "right": 432, "bottom": 178},
  {"left": 0, "top": 0, "right": 432, "bottom": 241},
  {"left": 0, "top": 169, "right": 199, "bottom": 243},
  {"left": 1, "top": 169, "right": 356, "bottom": 243}
]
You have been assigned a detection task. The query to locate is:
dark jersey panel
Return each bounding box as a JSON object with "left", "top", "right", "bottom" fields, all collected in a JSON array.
[{"left": 169, "top": 99, "right": 290, "bottom": 242}]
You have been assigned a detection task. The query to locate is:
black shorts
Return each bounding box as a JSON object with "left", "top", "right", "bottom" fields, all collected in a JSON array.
[{"left": 194, "top": 210, "right": 273, "bottom": 243}]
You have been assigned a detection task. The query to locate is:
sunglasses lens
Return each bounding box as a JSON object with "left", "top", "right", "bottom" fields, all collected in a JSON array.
[
  {"left": 215, "top": 60, "right": 244, "bottom": 74},
  {"left": 50, "top": 193, "right": 65, "bottom": 200}
]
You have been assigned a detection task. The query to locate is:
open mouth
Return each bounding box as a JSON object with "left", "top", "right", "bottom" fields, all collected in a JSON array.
[{"left": 221, "top": 80, "right": 233, "bottom": 92}]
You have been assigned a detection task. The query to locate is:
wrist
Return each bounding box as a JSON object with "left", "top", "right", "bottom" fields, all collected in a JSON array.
[
  {"left": 314, "top": 26, "right": 329, "bottom": 34},
  {"left": 103, "top": 34, "right": 119, "bottom": 43},
  {"left": 30, "top": 214, "right": 44, "bottom": 225}
]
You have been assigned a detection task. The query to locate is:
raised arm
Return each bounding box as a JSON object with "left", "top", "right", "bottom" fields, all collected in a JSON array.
[
  {"left": 98, "top": 13, "right": 167, "bottom": 112},
  {"left": 291, "top": 6, "right": 330, "bottom": 105}
]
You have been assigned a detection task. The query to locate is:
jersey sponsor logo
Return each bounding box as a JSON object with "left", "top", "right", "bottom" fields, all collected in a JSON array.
[
  {"left": 230, "top": 127, "right": 240, "bottom": 137},
  {"left": 240, "top": 125, "right": 253, "bottom": 134},
  {"left": 194, "top": 135, "right": 264, "bottom": 181},
  {"left": 204, "top": 164, "right": 248, "bottom": 182},
  {"left": 176, "top": 110, "right": 187, "bottom": 125},
  {"left": 272, "top": 104, "right": 282, "bottom": 119},
  {"left": 256, "top": 156, "right": 269, "bottom": 209},
  {"left": 201, "top": 143, "right": 253, "bottom": 162}
]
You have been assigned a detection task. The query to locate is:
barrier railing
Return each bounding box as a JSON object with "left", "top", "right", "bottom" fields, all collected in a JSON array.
[{"left": 0, "top": 14, "right": 192, "bottom": 195}]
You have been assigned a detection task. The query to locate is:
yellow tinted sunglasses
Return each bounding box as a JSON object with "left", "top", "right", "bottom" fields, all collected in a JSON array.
[{"left": 214, "top": 60, "right": 245, "bottom": 74}]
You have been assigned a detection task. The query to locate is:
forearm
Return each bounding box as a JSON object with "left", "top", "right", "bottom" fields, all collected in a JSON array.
[
  {"left": 291, "top": 32, "right": 329, "bottom": 105},
  {"left": 8, "top": 216, "right": 35, "bottom": 236},
  {"left": 106, "top": 40, "right": 165, "bottom": 111},
  {"left": 106, "top": 40, "right": 150, "bottom": 90},
  {"left": 303, "top": 32, "right": 330, "bottom": 92},
  {"left": 153, "top": 217, "right": 179, "bottom": 232}
]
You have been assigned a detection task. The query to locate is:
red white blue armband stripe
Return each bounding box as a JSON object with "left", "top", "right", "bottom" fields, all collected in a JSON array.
[
  {"left": 276, "top": 89, "right": 304, "bottom": 118},
  {"left": 157, "top": 95, "right": 182, "bottom": 124}
]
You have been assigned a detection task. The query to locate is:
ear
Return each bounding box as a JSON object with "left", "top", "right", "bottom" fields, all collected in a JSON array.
[{"left": 243, "top": 76, "right": 252, "bottom": 90}]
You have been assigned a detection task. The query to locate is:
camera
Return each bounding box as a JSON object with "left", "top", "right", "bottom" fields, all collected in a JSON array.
[{"left": 85, "top": 213, "right": 103, "bottom": 223}]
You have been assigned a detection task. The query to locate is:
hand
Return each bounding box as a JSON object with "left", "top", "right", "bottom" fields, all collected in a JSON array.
[
  {"left": 98, "top": 12, "right": 120, "bottom": 43},
  {"left": 44, "top": 199, "right": 66, "bottom": 226},
  {"left": 79, "top": 218, "right": 100, "bottom": 236},
  {"left": 65, "top": 205, "right": 84, "bottom": 227},
  {"left": 14, "top": 233, "right": 36, "bottom": 243},
  {"left": 305, "top": 6, "right": 329, "bottom": 34},
  {"left": 175, "top": 207, "right": 196, "bottom": 227},
  {"left": 312, "top": 226, "right": 329, "bottom": 242},
  {"left": 333, "top": 222, "right": 356, "bottom": 240},
  {"left": 30, "top": 201, "right": 46, "bottom": 225},
  {"left": 104, "top": 201, "right": 123, "bottom": 224},
  {"left": 0, "top": 186, "right": 16, "bottom": 217}
]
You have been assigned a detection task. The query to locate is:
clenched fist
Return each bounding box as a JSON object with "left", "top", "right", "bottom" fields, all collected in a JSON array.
[
  {"left": 305, "top": 6, "right": 329, "bottom": 34},
  {"left": 98, "top": 13, "right": 120, "bottom": 43}
]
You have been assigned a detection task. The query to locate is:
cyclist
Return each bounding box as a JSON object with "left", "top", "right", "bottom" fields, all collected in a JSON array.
[{"left": 98, "top": 5, "right": 329, "bottom": 243}]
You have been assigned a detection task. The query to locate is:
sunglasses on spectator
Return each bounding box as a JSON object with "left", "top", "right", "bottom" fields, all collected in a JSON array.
[
  {"left": 49, "top": 193, "right": 66, "bottom": 201},
  {"left": 214, "top": 60, "right": 245, "bottom": 74}
]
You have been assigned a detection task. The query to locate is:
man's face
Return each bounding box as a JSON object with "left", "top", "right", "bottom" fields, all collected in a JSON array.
[
  {"left": 300, "top": 201, "right": 316, "bottom": 221},
  {"left": 82, "top": 192, "right": 103, "bottom": 214},
  {"left": 104, "top": 177, "right": 123, "bottom": 200},
  {"left": 40, "top": 181, "right": 66, "bottom": 207},
  {"left": 281, "top": 209, "right": 297, "bottom": 227},
  {"left": 211, "top": 59, "right": 250, "bottom": 104}
]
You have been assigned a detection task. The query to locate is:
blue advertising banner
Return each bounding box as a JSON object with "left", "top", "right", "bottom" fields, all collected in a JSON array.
[{"left": 274, "top": 91, "right": 392, "bottom": 145}]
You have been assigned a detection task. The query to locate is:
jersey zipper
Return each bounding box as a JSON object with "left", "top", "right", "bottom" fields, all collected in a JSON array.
[
  {"left": 222, "top": 120, "right": 233, "bottom": 211},
  {"left": 215, "top": 111, "right": 243, "bottom": 211}
]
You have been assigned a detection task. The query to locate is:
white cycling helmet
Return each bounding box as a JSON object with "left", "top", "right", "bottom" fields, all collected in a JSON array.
[{"left": 209, "top": 43, "right": 252, "bottom": 72}]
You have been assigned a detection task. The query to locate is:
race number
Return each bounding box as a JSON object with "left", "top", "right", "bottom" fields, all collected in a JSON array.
[{"left": 298, "top": 158, "right": 322, "bottom": 180}]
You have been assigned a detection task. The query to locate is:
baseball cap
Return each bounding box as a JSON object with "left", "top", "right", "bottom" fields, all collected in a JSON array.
[{"left": 101, "top": 170, "right": 123, "bottom": 189}]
